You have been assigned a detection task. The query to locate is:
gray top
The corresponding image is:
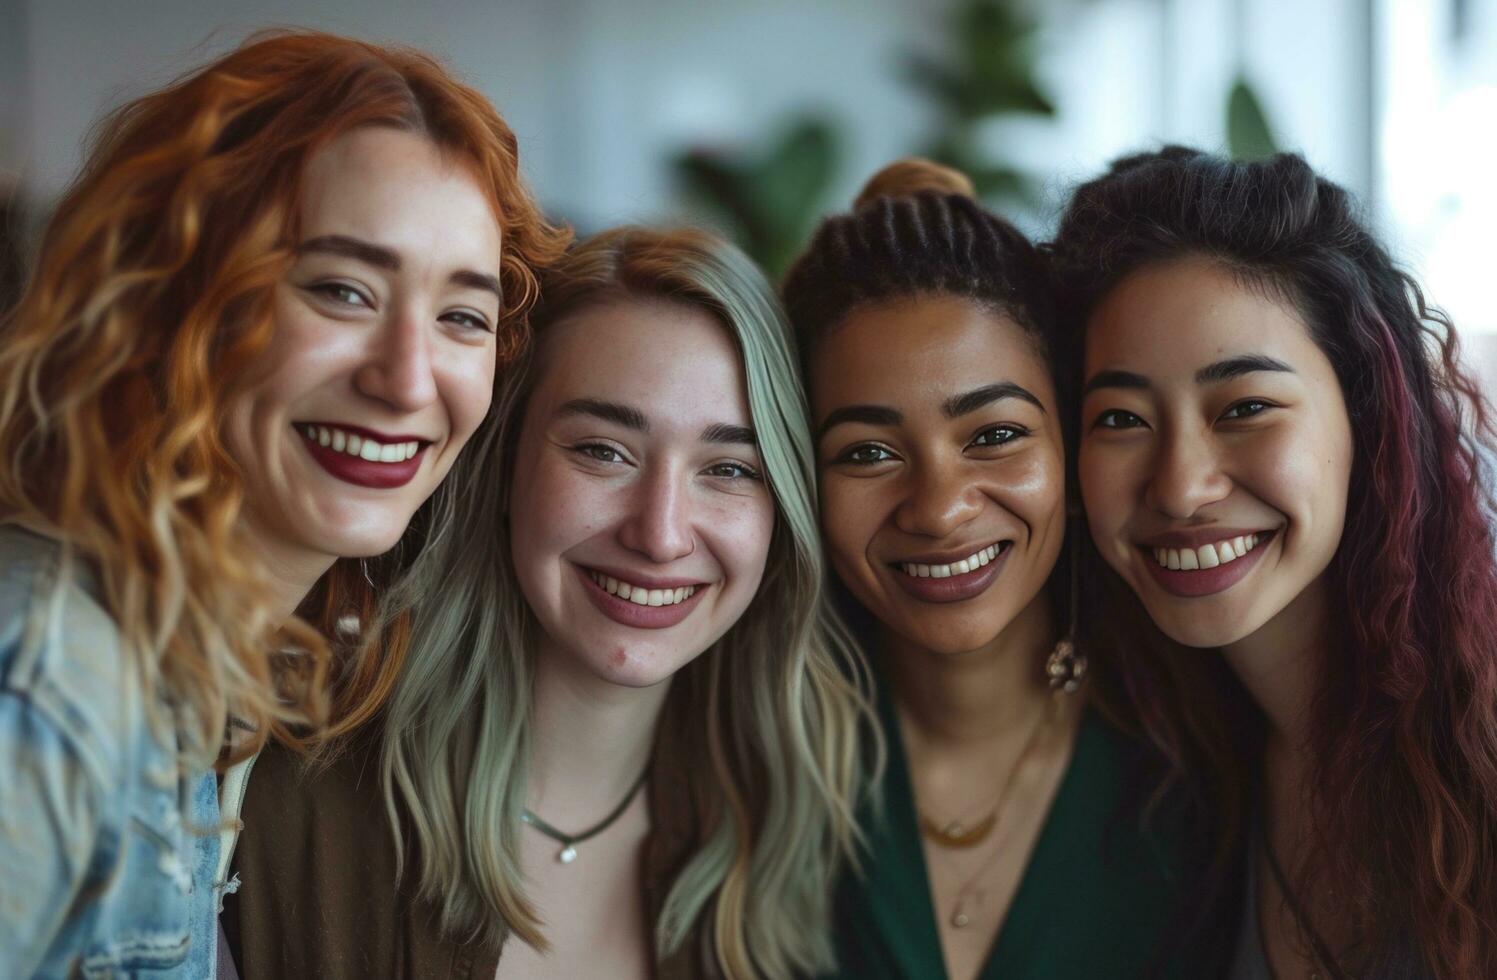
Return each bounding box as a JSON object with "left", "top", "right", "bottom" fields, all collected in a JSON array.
[
  {"left": 1227, "top": 846, "right": 1273, "bottom": 980},
  {"left": 1228, "top": 837, "right": 1431, "bottom": 980}
]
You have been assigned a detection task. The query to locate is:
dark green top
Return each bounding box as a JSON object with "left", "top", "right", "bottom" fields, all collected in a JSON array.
[{"left": 827, "top": 683, "right": 1215, "bottom": 980}]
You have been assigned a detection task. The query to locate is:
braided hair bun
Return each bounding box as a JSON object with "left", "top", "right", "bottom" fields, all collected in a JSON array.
[{"left": 853, "top": 157, "right": 976, "bottom": 209}]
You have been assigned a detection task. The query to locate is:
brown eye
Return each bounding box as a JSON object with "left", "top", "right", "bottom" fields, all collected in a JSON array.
[
  {"left": 1221, "top": 400, "right": 1271, "bottom": 420},
  {"left": 970, "top": 425, "right": 1026, "bottom": 447},
  {"left": 1094, "top": 409, "right": 1145, "bottom": 430},
  {"left": 836, "top": 444, "right": 896, "bottom": 465}
]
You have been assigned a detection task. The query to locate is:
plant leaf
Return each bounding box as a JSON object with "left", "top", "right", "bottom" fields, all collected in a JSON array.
[{"left": 1227, "top": 78, "right": 1278, "bottom": 160}]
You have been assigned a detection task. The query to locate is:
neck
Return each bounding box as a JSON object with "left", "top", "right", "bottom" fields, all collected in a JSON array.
[
  {"left": 527, "top": 638, "right": 670, "bottom": 822},
  {"left": 883, "top": 594, "right": 1057, "bottom": 748},
  {"left": 1222, "top": 580, "right": 1329, "bottom": 756},
  {"left": 245, "top": 533, "right": 337, "bottom": 624}
]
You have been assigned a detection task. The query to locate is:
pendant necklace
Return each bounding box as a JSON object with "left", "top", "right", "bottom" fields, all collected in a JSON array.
[
  {"left": 521, "top": 769, "right": 648, "bottom": 865},
  {"left": 923, "top": 694, "right": 1058, "bottom": 929}
]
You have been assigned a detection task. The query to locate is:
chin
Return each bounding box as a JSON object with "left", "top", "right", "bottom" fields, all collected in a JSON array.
[
  {"left": 580, "top": 649, "right": 684, "bottom": 690},
  {"left": 1143, "top": 601, "right": 1259, "bottom": 650},
  {"left": 299, "top": 522, "right": 409, "bottom": 561},
  {"left": 891, "top": 620, "right": 1001, "bottom": 658}
]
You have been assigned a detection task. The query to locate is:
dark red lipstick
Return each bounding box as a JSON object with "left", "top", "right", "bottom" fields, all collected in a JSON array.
[{"left": 296, "top": 423, "right": 429, "bottom": 490}]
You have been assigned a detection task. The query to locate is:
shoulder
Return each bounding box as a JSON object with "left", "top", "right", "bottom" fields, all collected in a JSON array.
[
  {"left": 240, "top": 736, "right": 392, "bottom": 852},
  {"left": 0, "top": 524, "right": 143, "bottom": 785},
  {"left": 231, "top": 736, "right": 484, "bottom": 979}
]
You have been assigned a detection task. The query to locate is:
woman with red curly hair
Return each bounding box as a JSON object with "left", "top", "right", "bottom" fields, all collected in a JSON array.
[
  {"left": 0, "top": 30, "right": 566, "bottom": 977},
  {"left": 1051, "top": 147, "right": 1497, "bottom": 978}
]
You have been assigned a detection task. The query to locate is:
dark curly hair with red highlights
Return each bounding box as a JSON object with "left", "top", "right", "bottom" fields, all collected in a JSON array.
[{"left": 1047, "top": 146, "right": 1497, "bottom": 977}]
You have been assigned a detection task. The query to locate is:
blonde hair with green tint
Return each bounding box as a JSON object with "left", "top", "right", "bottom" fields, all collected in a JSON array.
[{"left": 371, "top": 226, "right": 876, "bottom": 977}]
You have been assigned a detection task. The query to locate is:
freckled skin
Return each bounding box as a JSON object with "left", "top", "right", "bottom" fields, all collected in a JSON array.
[
  {"left": 1078, "top": 257, "right": 1355, "bottom": 648},
  {"left": 812, "top": 295, "right": 1065, "bottom": 656},
  {"left": 223, "top": 127, "right": 502, "bottom": 563},
  {"left": 508, "top": 298, "right": 776, "bottom": 689}
]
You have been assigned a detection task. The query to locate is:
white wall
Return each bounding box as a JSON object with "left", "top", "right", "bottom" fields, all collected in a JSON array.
[
  {"left": 10, "top": 0, "right": 1379, "bottom": 235},
  {"left": 12, "top": 0, "right": 944, "bottom": 229}
]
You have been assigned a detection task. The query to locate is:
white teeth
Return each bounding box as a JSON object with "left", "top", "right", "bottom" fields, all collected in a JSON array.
[
  {"left": 1152, "top": 534, "right": 1267, "bottom": 571},
  {"left": 900, "top": 544, "right": 1001, "bottom": 579},
  {"left": 300, "top": 424, "right": 424, "bottom": 464},
  {"left": 591, "top": 572, "right": 697, "bottom": 607}
]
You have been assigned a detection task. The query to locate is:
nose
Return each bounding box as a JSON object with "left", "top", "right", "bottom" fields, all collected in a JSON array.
[
  {"left": 617, "top": 463, "right": 696, "bottom": 564},
  {"left": 1145, "top": 425, "right": 1232, "bottom": 519},
  {"left": 893, "top": 458, "right": 983, "bottom": 539},
  {"left": 353, "top": 304, "right": 439, "bottom": 412}
]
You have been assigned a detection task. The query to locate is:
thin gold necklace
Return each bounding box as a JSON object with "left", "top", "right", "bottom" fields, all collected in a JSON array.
[
  {"left": 916, "top": 692, "right": 1054, "bottom": 852},
  {"left": 925, "top": 694, "right": 1060, "bottom": 929}
]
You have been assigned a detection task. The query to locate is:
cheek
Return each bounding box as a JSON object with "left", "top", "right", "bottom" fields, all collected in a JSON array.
[
  {"left": 989, "top": 449, "right": 1065, "bottom": 525},
  {"left": 510, "top": 457, "right": 606, "bottom": 566},
  {"left": 709, "top": 493, "right": 776, "bottom": 586},
  {"left": 817, "top": 474, "right": 887, "bottom": 571},
  {"left": 436, "top": 347, "right": 497, "bottom": 444},
  {"left": 1078, "top": 440, "right": 1137, "bottom": 533},
  {"left": 1249, "top": 419, "right": 1353, "bottom": 539}
]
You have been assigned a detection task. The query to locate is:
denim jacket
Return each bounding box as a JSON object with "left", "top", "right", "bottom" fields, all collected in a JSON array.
[{"left": 0, "top": 524, "right": 221, "bottom": 979}]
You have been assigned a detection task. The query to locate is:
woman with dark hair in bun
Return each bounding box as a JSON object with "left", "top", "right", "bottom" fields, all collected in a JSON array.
[
  {"left": 1051, "top": 146, "right": 1497, "bottom": 978},
  {"left": 783, "top": 160, "right": 1221, "bottom": 980}
]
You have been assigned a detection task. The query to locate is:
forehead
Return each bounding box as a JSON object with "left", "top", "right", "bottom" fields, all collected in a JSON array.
[
  {"left": 813, "top": 294, "right": 1051, "bottom": 410},
  {"left": 534, "top": 297, "right": 752, "bottom": 426},
  {"left": 1085, "top": 257, "right": 1314, "bottom": 377},
  {"left": 298, "top": 127, "right": 501, "bottom": 269}
]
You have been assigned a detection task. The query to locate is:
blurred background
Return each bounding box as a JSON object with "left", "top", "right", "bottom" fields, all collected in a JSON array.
[{"left": 1, "top": 0, "right": 1493, "bottom": 377}]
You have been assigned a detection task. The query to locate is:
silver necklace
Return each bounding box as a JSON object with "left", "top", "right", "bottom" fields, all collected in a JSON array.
[{"left": 521, "top": 770, "right": 648, "bottom": 865}]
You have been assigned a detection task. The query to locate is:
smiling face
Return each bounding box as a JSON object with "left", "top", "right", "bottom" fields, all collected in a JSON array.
[
  {"left": 812, "top": 294, "right": 1065, "bottom": 656},
  {"left": 507, "top": 296, "right": 776, "bottom": 688},
  {"left": 223, "top": 126, "right": 502, "bottom": 570},
  {"left": 1078, "top": 256, "right": 1355, "bottom": 649}
]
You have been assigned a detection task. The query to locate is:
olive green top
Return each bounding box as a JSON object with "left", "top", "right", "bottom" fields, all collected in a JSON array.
[{"left": 826, "top": 683, "right": 1218, "bottom": 980}]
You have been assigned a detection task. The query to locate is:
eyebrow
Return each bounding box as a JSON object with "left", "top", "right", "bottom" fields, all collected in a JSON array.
[
  {"left": 700, "top": 423, "right": 757, "bottom": 446},
  {"left": 816, "top": 404, "right": 903, "bottom": 443},
  {"left": 1081, "top": 369, "right": 1149, "bottom": 397},
  {"left": 557, "top": 401, "right": 756, "bottom": 446},
  {"left": 298, "top": 235, "right": 503, "bottom": 303},
  {"left": 1194, "top": 354, "right": 1295, "bottom": 384},
  {"left": 942, "top": 382, "right": 1046, "bottom": 417},
  {"left": 557, "top": 398, "right": 648, "bottom": 431}
]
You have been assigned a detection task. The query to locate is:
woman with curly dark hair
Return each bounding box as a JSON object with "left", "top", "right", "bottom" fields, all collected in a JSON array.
[{"left": 1050, "top": 146, "right": 1497, "bottom": 978}]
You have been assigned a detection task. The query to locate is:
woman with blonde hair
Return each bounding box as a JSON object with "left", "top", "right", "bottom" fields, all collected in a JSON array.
[
  {"left": 226, "top": 225, "right": 873, "bottom": 979},
  {"left": 0, "top": 30, "right": 565, "bottom": 977}
]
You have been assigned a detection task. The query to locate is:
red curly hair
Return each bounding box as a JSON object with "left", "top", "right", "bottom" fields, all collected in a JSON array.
[
  {"left": 1049, "top": 147, "right": 1497, "bottom": 977},
  {"left": 0, "top": 30, "right": 570, "bottom": 764}
]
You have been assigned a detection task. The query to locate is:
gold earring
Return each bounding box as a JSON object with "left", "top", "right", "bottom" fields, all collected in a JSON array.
[{"left": 1046, "top": 637, "right": 1087, "bottom": 693}]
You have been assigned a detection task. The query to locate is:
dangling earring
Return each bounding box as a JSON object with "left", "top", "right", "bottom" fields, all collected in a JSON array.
[{"left": 1046, "top": 517, "right": 1088, "bottom": 693}]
